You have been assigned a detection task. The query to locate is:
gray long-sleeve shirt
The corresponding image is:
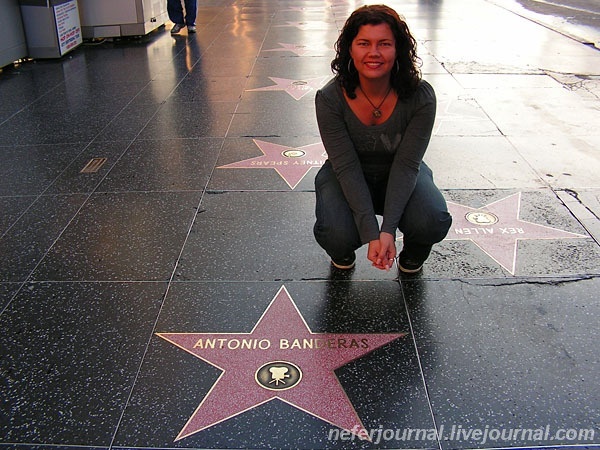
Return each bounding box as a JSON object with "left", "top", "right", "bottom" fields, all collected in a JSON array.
[{"left": 315, "top": 78, "right": 436, "bottom": 244}]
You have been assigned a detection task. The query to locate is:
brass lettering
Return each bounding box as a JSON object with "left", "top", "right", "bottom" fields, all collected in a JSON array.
[{"left": 193, "top": 338, "right": 271, "bottom": 349}]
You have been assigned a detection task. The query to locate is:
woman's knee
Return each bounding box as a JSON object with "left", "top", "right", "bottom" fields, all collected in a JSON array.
[
  {"left": 314, "top": 166, "right": 361, "bottom": 255},
  {"left": 403, "top": 166, "right": 452, "bottom": 244},
  {"left": 313, "top": 214, "right": 361, "bottom": 250},
  {"left": 403, "top": 209, "right": 452, "bottom": 245},
  {"left": 430, "top": 209, "right": 453, "bottom": 243}
]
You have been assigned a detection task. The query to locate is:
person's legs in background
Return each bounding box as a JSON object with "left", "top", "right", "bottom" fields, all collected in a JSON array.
[
  {"left": 184, "top": 0, "right": 198, "bottom": 30},
  {"left": 167, "top": 0, "right": 184, "bottom": 32},
  {"left": 168, "top": 0, "right": 197, "bottom": 33},
  {"left": 397, "top": 162, "right": 452, "bottom": 273}
]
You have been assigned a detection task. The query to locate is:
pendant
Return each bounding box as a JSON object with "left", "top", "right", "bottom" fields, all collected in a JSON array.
[{"left": 372, "top": 109, "right": 382, "bottom": 118}]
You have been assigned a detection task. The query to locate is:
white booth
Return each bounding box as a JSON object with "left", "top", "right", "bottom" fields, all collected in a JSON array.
[{"left": 77, "top": 0, "right": 168, "bottom": 39}]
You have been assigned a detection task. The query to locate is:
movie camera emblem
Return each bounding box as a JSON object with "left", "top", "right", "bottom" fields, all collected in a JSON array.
[{"left": 255, "top": 361, "right": 302, "bottom": 391}]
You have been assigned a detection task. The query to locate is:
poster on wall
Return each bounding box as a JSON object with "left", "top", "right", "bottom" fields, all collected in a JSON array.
[{"left": 54, "top": 0, "right": 82, "bottom": 55}]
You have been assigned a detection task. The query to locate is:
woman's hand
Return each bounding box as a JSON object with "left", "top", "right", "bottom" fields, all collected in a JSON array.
[{"left": 367, "top": 232, "right": 397, "bottom": 271}]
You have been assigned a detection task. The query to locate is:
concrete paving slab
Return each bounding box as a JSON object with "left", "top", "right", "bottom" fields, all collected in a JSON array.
[
  {"left": 453, "top": 73, "right": 562, "bottom": 89},
  {"left": 556, "top": 188, "right": 600, "bottom": 243},
  {"left": 489, "top": 0, "right": 600, "bottom": 47},
  {"left": 507, "top": 135, "right": 600, "bottom": 188},
  {"left": 427, "top": 136, "right": 544, "bottom": 190},
  {"left": 470, "top": 85, "right": 600, "bottom": 136}
]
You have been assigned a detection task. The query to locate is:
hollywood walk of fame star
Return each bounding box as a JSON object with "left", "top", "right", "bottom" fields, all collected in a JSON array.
[
  {"left": 218, "top": 139, "right": 326, "bottom": 189},
  {"left": 445, "top": 192, "right": 588, "bottom": 274},
  {"left": 263, "top": 43, "right": 327, "bottom": 57},
  {"left": 247, "top": 76, "right": 329, "bottom": 100},
  {"left": 275, "top": 21, "right": 331, "bottom": 31},
  {"left": 279, "top": 6, "right": 325, "bottom": 12},
  {"left": 157, "top": 286, "right": 405, "bottom": 441},
  {"left": 263, "top": 43, "right": 311, "bottom": 56}
]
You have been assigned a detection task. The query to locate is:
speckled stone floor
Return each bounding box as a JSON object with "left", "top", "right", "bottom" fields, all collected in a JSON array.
[{"left": 1, "top": 0, "right": 599, "bottom": 449}]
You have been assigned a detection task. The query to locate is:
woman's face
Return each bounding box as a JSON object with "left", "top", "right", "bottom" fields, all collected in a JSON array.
[{"left": 349, "top": 23, "right": 396, "bottom": 82}]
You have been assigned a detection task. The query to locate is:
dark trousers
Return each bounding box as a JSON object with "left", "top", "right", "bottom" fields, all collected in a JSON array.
[
  {"left": 313, "top": 161, "right": 452, "bottom": 262},
  {"left": 167, "top": 0, "right": 197, "bottom": 26}
]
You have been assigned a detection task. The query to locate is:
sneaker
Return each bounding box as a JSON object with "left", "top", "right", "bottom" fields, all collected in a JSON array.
[
  {"left": 187, "top": 25, "right": 196, "bottom": 33},
  {"left": 171, "top": 23, "right": 184, "bottom": 34},
  {"left": 331, "top": 253, "right": 356, "bottom": 270},
  {"left": 397, "top": 251, "right": 424, "bottom": 274}
]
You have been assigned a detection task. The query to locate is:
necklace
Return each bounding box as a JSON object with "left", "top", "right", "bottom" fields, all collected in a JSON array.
[{"left": 359, "top": 86, "right": 393, "bottom": 118}]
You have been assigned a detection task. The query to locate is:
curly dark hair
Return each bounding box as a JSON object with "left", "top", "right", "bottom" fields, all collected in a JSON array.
[{"left": 331, "top": 5, "right": 421, "bottom": 100}]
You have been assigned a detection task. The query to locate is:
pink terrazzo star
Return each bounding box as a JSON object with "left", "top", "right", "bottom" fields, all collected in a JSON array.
[
  {"left": 247, "top": 76, "right": 329, "bottom": 100},
  {"left": 263, "top": 43, "right": 315, "bottom": 56},
  {"left": 446, "top": 192, "right": 587, "bottom": 274},
  {"left": 275, "top": 21, "right": 331, "bottom": 30},
  {"left": 218, "top": 139, "right": 326, "bottom": 189},
  {"left": 280, "top": 6, "right": 324, "bottom": 12},
  {"left": 157, "top": 286, "right": 405, "bottom": 441}
]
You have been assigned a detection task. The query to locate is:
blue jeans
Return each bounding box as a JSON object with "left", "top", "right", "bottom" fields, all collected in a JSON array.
[
  {"left": 167, "top": 0, "right": 197, "bottom": 26},
  {"left": 313, "top": 161, "right": 452, "bottom": 262}
]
